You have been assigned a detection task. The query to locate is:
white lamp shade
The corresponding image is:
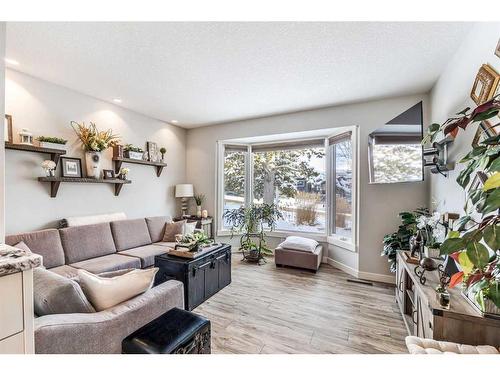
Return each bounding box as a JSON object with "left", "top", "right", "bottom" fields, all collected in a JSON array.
[{"left": 175, "top": 184, "right": 194, "bottom": 198}]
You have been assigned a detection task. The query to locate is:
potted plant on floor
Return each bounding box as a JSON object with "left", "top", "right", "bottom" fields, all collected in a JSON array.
[
  {"left": 71, "top": 121, "right": 120, "bottom": 178},
  {"left": 223, "top": 203, "right": 283, "bottom": 263},
  {"left": 36, "top": 136, "right": 68, "bottom": 150},
  {"left": 425, "top": 96, "right": 500, "bottom": 315}
]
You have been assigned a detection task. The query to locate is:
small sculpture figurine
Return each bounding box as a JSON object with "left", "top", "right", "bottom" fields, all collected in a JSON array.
[{"left": 410, "top": 231, "right": 423, "bottom": 259}]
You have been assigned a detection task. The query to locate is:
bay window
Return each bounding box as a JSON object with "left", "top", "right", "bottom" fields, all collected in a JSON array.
[{"left": 217, "top": 128, "right": 357, "bottom": 249}]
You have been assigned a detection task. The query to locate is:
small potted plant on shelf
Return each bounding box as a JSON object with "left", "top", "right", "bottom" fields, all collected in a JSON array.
[
  {"left": 36, "top": 136, "right": 68, "bottom": 150},
  {"left": 194, "top": 194, "right": 205, "bottom": 218},
  {"left": 41, "top": 160, "right": 57, "bottom": 177},
  {"left": 124, "top": 144, "right": 144, "bottom": 160},
  {"left": 160, "top": 147, "right": 166, "bottom": 162},
  {"left": 425, "top": 95, "right": 500, "bottom": 316},
  {"left": 119, "top": 167, "right": 130, "bottom": 180},
  {"left": 223, "top": 203, "right": 283, "bottom": 263}
]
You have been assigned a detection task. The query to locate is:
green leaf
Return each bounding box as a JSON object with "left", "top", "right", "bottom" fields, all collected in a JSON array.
[
  {"left": 428, "top": 123, "right": 440, "bottom": 132},
  {"left": 483, "top": 172, "right": 500, "bottom": 191},
  {"left": 487, "top": 157, "right": 500, "bottom": 173},
  {"left": 458, "top": 252, "right": 474, "bottom": 274},
  {"left": 455, "top": 215, "right": 471, "bottom": 231},
  {"left": 440, "top": 237, "right": 465, "bottom": 255},
  {"left": 476, "top": 289, "right": 486, "bottom": 311},
  {"left": 447, "top": 230, "right": 460, "bottom": 239},
  {"left": 466, "top": 241, "right": 490, "bottom": 269},
  {"left": 482, "top": 188, "right": 500, "bottom": 214},
  {"left": 488, "top": 282, "right": 500, "bottom": 308},
  {"left": 483, "top": 224, "right": 500, "bottom": 250},
  {"left": 472, "top": 108, "right": 499, "bottom": 122}
]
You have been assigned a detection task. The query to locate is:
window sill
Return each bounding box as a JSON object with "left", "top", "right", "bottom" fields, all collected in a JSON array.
[
  {"left": 217, "top": 229, "right": 353, "bottom": 246},
  {"left": 327, "top": 235, "right": 356, "bottom": 252}
]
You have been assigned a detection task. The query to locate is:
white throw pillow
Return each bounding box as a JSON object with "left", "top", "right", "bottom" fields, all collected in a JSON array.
[
  {"left": 183, "top": 221, "right": 197, "bottom": 235},
  {"left": 77, "top": 268, "right": 158, "bottom": 311},
  {"left": 278, "top": 236, "right": 319, "bottom": 253}
]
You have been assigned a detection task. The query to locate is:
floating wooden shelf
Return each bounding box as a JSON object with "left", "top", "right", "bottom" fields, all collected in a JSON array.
[
  {"left": 38, "top": 177, "right": 131, "bottom": 198},
  {"left": 113, "top": 157, "right": 167, "bottom": 177},
  {"left": 5, "top": 142, "right": 66, "bottom": 165}
]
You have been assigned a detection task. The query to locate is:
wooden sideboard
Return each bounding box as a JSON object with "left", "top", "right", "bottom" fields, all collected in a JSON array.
[{"left": 396, "top": 252, "right": 500, "bottom": 347}]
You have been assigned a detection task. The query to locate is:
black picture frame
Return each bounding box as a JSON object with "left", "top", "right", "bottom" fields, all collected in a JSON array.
[
  {"left": 61, "top": 157, "right": 82, "bottom": 178},
  {"left": 102, "top": 169, "right": 115, "bottom": 179}
]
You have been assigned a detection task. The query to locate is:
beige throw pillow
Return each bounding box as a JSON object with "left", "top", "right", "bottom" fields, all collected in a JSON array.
[
  {"left": 162, "top": 220, "right": 186, "bottom": 242},
  {"left": 184, "top": 221, "right": 197, "bottom": 235},
  {"left": 77, "top": 268, "right": 158, "bottom": 311}
]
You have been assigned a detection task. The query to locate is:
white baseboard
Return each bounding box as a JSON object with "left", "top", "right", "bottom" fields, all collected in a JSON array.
[{"left": 324, "top": 257, "right": 395, "bottom": 285}]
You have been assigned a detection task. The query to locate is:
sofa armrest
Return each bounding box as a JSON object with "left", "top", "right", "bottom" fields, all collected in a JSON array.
[{"left": 34, "top": 280, "right": 184, "bottom": 354}]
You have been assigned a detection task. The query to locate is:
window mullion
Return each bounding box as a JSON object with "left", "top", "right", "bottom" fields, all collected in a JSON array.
[{"left": 246, "top": 144, "right": 253, "bottom": 208}]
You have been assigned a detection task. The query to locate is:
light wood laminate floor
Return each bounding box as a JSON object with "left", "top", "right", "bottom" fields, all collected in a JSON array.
[{"left": 194, "top": 256, "right": 408, "bottom": 354}]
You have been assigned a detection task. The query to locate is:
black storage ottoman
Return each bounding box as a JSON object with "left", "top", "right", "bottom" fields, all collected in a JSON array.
[{"left": 122, "top": 307, "right": 211, "bottom": 354}]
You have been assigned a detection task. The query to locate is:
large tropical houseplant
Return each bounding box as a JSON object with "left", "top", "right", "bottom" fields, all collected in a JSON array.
[
  {"left": 424, "top": 96, "right": 500, "bottom": 313},
  {"left": 223, "top": 203, "right": 283, "bottom": 261}
]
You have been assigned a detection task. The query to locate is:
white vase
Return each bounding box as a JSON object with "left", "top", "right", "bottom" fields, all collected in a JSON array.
[
  {"left": 196, "top": 205, "right": 202, "bottom": 218},
  {"left": 85, "top": 151, "right": 101, "bottom": 178}
]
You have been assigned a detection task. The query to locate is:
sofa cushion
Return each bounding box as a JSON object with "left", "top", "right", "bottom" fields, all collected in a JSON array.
[
  {"left": 70, "top": 254, "right": 141, "bottom": 274},
  {"left": 145, "top": 216, "right": 173, "bottom": 243},
  {"left": 60, "top": 223, "right": 116, "bottom": 264},
  {"left": 6, "top": 229, "right": 65, "bottom": 268},
  {"left": 111, "top": 219, "right": 152, "bottom": 251},
  {"left": 77, "top": 268, "right": 158, "bottom": 311},
  {"left": 119, "top": 244, "right": 170, "bottom": 268},
  {"left": 49, "top": 265, "right": 79, "bottom": 279},
  {"left": 155, "top": 241, "right": 176, "bottom": 248},
  {"left": 162, "top": 220, "right": 186, "bottom": 242},
  {"left": 33, "top": 267, "right": 95, "bottom": 316}
]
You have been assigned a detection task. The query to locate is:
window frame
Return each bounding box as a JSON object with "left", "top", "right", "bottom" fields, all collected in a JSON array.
[
  {"left": 326, "top": 130, "right": 357, "bottom": 252},
  {"left": 216, "top": 127, "right": 358, "bottom": 252}
]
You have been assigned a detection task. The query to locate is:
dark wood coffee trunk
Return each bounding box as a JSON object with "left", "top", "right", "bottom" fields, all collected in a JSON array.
[{"left": 154, "top": 245, "right": 232, "bottom": 311}]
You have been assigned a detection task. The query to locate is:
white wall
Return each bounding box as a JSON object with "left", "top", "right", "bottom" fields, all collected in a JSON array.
[
  {"left": 430, "top": 23, "right": 500, "bottom": 214},
  {"left": 0, "top": 23, "right": 5, "bottom": 241},
  {"left": 186, "top": 94, "right": 430, "bottom": 280},
  {"left": 5, "top": 69, "right": 187, "bottom": 234}
]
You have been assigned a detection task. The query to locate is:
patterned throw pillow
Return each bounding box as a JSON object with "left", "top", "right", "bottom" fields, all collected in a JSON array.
[{"left": 162, "top": 220, "right": 186, "bottom": 242}]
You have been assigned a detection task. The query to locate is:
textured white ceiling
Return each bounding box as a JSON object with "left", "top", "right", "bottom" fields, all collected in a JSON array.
[{"left": 6, "top": 22, "right": 473, "bottom": 128}]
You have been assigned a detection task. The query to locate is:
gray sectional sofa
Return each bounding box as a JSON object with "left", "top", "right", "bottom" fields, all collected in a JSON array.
[{"left": 5, "top": 215, "right": 184, "bottom": 354}]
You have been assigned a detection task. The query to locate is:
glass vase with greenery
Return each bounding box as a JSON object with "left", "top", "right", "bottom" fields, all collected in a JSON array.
[{"left": 424, "top": 95, "right": 499, "bottom": 313}]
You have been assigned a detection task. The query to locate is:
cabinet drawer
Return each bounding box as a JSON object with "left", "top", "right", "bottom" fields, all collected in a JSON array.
[
  {"left": 0, "top": 272, "right": 24, "bottom": 339},
  {"left": 0, "top": 332, "right": 24, "bottom": 354}
]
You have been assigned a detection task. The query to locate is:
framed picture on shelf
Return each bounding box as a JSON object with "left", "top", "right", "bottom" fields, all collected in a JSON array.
[
  {"left": 470, "top": 64, "right": 499, "bottom": 105},
  {"left": 4, "top": 114, "right": 13, "bottom": 143},
  {"left": 102, "top": 169, "right": 115, "bottom": 179},
  {"left": 61, "top": 157, "right": 82, "bottom": 178},
  {"left": 147, "top": 141, "right": 159, "bottom": 162}
]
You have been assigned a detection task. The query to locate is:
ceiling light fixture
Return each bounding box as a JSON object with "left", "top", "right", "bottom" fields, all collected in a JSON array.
[
  {"left": 113, "top": 98, "right": 122, "bottom": 103},
  {"left": 5, "top": 58, "right": 19, "bottom": 66},
  {"left": 171, "top": 120, "right": 179, "bottom": 124}
]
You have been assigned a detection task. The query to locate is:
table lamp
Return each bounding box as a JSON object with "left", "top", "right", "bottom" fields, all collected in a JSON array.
[{"left": 175, "top": 184, "right": 194, "bottom": 217}]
